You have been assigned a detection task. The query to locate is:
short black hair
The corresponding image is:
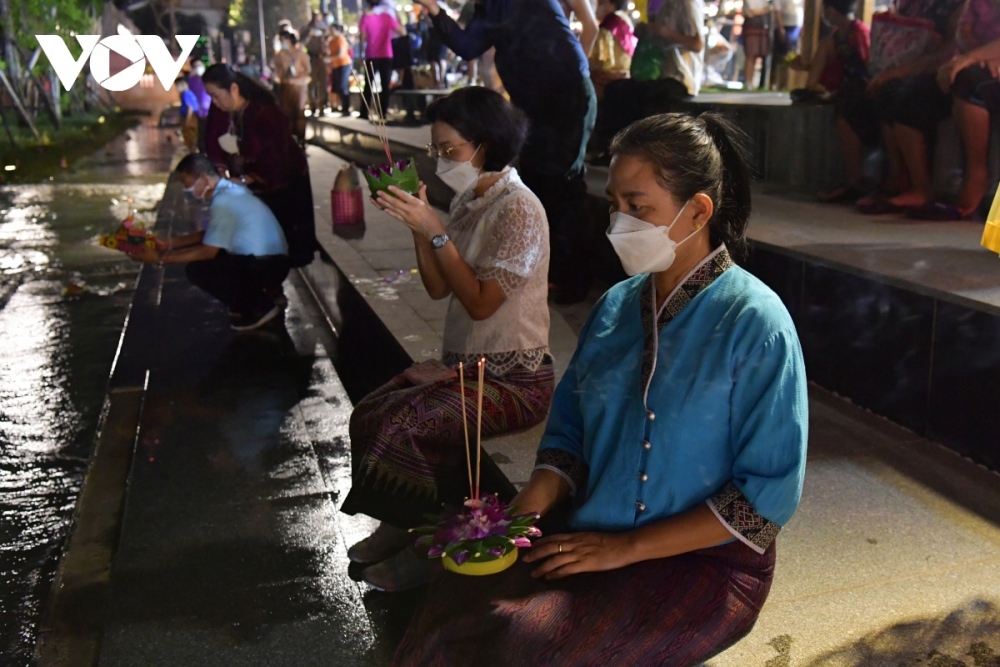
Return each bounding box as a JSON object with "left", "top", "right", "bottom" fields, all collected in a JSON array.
[
  {"left": 175, "top": 153, "right": 219, "bottom": 178},
  {"left": 280, "top": 29, "right": 299, "bottom": 44},
  {"left": 607, "top": 0, "right": 629, "bottom": 12},
  {"left": 425, "top": 87, "right": 529, "bottom": 172}
]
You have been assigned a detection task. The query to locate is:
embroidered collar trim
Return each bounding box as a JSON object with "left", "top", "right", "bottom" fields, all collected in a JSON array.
[{"left": 639, "top": 245, "right": 734, "bottom": 404}]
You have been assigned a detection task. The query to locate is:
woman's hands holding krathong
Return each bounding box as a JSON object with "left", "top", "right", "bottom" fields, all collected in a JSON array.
[
  {"left": 522, "top": 531, "right": 635, "bottom": 580},
  {"left": 373, "top": 183, "right": 448, "bottom": 240}
]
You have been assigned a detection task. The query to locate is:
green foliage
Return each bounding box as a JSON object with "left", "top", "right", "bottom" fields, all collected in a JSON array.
[{"left": 8, "top": 0, "right": 102, "bottom": 52}]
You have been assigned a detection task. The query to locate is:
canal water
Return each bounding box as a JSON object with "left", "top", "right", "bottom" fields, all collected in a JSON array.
[{"left": 0, "top": 120, "right": 175, "bottom": 663}]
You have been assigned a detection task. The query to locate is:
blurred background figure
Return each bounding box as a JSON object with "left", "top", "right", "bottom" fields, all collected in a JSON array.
[
  {"left": 188, "top": 60, "right": 212, "bottom": 153},
  {"left": 303, "top": 10, "right": 332, "bottom": 116},
  {"left": 359, "top": 0, "right": 408, "bottom": 120},
  {"left": 742, "top": 0, "right": 774, "bottom": 90},
  {"left": 176, "top": 76, "right": 201, "bottom": 153},
  {"left": 272, "top": 29, "right": 312, "bottom": 144},
  {"left": 704, "top": 20, "right": 737, "bottom": 86},
  {"left": 328, "top": 23, "right": 354, "bottom": 115},
  {"left": 589, "top": 0, "right": 637, "bottom": 99}
]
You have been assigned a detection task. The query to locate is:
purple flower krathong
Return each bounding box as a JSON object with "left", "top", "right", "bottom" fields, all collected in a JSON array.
[{"left": 412, "top": 494, "right": 542, "bottom": 564}]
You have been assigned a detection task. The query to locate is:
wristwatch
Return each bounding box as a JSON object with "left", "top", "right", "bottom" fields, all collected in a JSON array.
[{"left": 430, "top": 233, "right": 450, "bottom": 249}]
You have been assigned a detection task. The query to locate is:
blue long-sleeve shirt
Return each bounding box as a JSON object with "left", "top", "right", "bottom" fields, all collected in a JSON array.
[
  {"left": 430, "top": 0, "right": 589, "bottom": 118},
  {"left": 535, "top": 247, "right": 809, "bottom": 553}
]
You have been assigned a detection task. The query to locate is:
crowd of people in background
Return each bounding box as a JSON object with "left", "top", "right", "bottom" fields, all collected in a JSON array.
[{"left": 163, "top": 0, "right": 1000, "bottom": 322}]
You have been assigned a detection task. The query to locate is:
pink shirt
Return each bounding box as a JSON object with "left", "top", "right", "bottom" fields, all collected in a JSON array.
[{"left": 359, "top": 11, "right": 400, "bottom": 59}]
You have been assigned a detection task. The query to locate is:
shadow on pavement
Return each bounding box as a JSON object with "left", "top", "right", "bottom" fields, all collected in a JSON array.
[{"left": 800, "top": 599, "right": 1000, "bottom": 667}]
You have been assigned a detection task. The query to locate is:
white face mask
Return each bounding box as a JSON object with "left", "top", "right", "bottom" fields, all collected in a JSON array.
[
  {"left": 606, "top": 201, "right": 701, "bottom": 275},
  {"left": 436, "top": 145, "right": 481, "bottom": 194},
  {"left": 183, "top": 175, "right": 210, "bottom": 203},
  {"left": 193, "top": 62, "right": 205, "bottom": 77}
]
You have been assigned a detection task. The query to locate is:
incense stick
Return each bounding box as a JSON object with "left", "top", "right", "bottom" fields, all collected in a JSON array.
[
  {"left": 355, "top": 64, "right": 393, "bottom": 165},
  {"left": 459, "top": 362, "right": 474, "bottom": 500},
  {"left": 475, "top": 358, "right": 485, "bottom": 501},
  {"left": 366, "top": 61, "right": 393, "bottom": 164}
]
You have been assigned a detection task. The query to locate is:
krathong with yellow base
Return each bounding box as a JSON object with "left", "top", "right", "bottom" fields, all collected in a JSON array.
[{"left": 411, "top": 359, "right": 542, "bottom": 576}]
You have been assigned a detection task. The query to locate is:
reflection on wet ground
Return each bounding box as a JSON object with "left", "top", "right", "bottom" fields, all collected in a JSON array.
[{"left": 0, "top": 119, "right": 172, "bottom": 663}]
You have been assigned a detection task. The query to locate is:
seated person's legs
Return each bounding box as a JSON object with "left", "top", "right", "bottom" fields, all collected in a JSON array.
[
  {"left": 886, "top": 74, "right": 953, "bottom": 209},
  {"left": 951, "top": 65, "right": 1000, "bottom": 213}
]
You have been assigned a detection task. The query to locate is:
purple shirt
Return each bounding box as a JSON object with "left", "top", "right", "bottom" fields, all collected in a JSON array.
[{"left": 187, "top": 74, "right": 212, "bottom": 118}]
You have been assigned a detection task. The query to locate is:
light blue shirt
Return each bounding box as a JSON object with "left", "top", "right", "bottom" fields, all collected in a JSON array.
[
  {"left": 538, "top": 261, "right": 808, "bottom": 535},
  {"left": 203, "top": 179, "right": 288, "bottom": 257}
]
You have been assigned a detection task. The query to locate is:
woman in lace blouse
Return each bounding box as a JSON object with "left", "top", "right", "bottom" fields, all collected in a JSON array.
[{"left": 340, "top": 87, "right": 554, "bottom": 591}]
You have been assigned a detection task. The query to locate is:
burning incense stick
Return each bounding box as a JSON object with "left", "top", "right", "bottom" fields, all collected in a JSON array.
[
  {"left": 459, "top": 362, "right": 474, "bottom": 500},
  {"left": 475, "top": 358, "right": 485, "bottom": 501}
]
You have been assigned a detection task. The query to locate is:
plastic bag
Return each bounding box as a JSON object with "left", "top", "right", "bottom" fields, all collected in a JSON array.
[{"left": 631, "top": 36, "right": 667, "bottom": 82}]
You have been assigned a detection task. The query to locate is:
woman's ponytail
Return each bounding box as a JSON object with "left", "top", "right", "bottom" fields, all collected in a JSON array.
[{"left": 699, "top": 112, "right": 753, "bottom": 262}]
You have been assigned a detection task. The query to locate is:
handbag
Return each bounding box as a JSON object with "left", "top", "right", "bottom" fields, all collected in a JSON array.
[{"left": 868, "top": 11, "right": 940, "bottom": 76}]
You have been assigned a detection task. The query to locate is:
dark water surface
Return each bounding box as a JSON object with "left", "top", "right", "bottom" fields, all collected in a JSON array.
[{"left": 0, "top": 120, "right": 175, "bottom": 663}]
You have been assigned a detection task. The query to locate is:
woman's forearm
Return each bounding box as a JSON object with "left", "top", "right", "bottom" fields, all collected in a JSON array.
[
  {"left": 413, "top": 233, "right": 451, "bottom": 298},
  {"left": 432, "top": 240, "right": 505, "bottom": 320},
  {"left": 622, "top": 503, "right": 734, "bottom": 564},
  {"left": 512, "top": 469, "right": 572, "bottom": 518}
]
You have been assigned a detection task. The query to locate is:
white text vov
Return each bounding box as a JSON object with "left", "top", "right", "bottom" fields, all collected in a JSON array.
[{"left": 37, "top": 29, "right": 198, "bottom": 92}]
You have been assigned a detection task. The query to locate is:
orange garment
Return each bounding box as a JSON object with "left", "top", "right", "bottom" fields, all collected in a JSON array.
[{"left": 329, "top": 34, "right": 352, "bottom": 68}]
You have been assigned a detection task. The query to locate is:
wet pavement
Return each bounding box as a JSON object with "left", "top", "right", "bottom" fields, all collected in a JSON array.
[{"left": 0, "top": 119, "right": 173, "bottom": 663}]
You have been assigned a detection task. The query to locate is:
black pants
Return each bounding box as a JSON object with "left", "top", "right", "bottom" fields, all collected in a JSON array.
[
  {"left": 186, "top": 251, "right": 290, "bottom": 317},
  {"left": 257, "top": 176, "right": 318, "bottom": 268},
  {"left": 593, "top": 78, "right": 691, "bottom": 150},
  {"left": 330, "top": 65, "right": 351, "bottom": 112},
  {"left": 361, "top": 57, "right": 393, "bottom": 119},
  {"left": 519, "top": 76, "right": 598, "bottom": 289}
]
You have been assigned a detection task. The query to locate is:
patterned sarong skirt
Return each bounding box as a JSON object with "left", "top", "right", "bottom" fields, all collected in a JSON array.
[
  {"left": 340, "top": 361, "right": 555, "bottom": 528},
  {"left": 394, "top": 539, "right": 776, "bottom": 667}
]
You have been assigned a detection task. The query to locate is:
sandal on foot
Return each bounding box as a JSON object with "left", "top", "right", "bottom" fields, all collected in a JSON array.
[
  {"left": 348, "top": 524, "right": 412, "bottom": 564},
  {"left": 362, "top": 546, "right": 442, "bottom": 592},
  {"left": 906, "top": 201, "right": 972, "bottom": 221}
]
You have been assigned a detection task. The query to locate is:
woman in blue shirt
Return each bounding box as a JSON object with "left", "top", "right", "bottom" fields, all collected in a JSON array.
[{"left": 394, "top": 113, "right": 808, "bottom": 666}]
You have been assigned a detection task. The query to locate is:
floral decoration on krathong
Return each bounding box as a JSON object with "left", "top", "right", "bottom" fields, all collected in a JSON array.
[
  {"left": 356, "top": 63, "right": 419, "bottom": 199},
  {"left": 412, "top": 494, "right": 541, "bottom": 566},
  {"left": 410, "top": 358, "right": 543, "bottom": 574},
  {"left": 363, "top": 158, "right": 420, "bottom": 197}
]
